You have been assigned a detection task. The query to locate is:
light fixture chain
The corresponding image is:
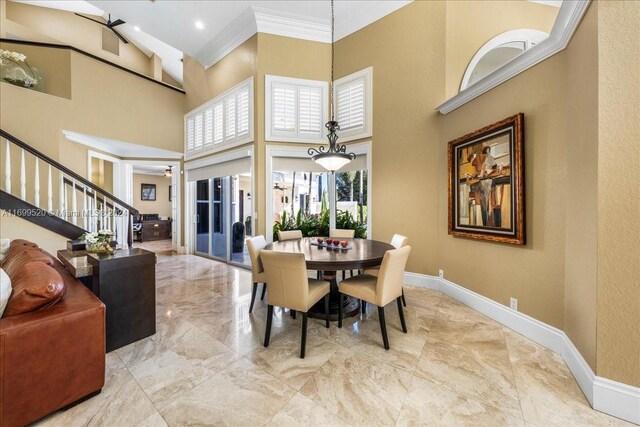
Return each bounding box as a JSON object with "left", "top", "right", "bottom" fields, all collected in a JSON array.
[{"left": 330, "top": 0, "right": 335, "bottom": 121}]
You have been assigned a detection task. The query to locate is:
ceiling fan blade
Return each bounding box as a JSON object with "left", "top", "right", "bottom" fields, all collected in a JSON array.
[
  {"left": 111, "top": 27, "right": 129, "bottom": 44},
  {"left": 74, "top": 13, "right": 108, "bottom": 27},
  {"left": 109, "top": 19, "right": 125, "bottom": 27}
]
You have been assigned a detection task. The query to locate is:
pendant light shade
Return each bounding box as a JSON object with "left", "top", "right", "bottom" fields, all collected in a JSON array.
[
  {"left": 309, "top": 121, "right": 355, "bottom": 172},
  {"left": 308, "top": 0, "right": 355, "bottom": 173}
]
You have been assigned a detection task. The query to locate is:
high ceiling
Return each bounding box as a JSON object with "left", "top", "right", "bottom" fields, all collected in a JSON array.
[{"left": 87, "top": 1, "right": 412, "bottom": 67}]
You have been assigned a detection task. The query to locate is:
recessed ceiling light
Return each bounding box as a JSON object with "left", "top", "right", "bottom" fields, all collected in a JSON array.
[
  {"left": 195, "top": 20, "right": 204, "bottom": 30},
  {"left": 134, "top": 26, "right": 141, "bottom": 31}
]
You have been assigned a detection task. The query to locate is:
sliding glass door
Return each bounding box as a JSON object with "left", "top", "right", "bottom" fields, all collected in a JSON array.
[{"left": 192, "top": 172, "right": 252, "bottom": 268}]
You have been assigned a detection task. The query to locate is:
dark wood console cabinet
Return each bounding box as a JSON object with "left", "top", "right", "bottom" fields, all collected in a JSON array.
[
  {"left": 139, "top": 220, "right": 171, "bottom": 242},
  {"left": 87, "top": 248, "right": 156, "bottom": 352}
]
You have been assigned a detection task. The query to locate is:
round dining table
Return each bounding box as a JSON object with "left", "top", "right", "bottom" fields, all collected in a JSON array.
[{"left": 264, "top": 237, "right": 395, "bottom": 320}]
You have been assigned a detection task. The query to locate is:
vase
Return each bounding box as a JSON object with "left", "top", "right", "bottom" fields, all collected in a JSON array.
[
  {"left": 86, "top": 241, "right": 113, "bottom": 254},
  {"left": 0, "top": 60, "right": 43, "bottom": 91}
]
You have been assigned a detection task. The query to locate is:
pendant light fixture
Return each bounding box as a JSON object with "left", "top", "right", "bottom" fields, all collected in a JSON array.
[{"left": 308, "top": 0, "right": 355, "bottom": 173}]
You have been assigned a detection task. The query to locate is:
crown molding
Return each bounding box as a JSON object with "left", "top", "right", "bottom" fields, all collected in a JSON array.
[
  {"left": 436, "top": 0, "right": 591, "bottom": 114},
  {"left": 196, "top": 7, "right": 257, "bottom": 70},
  {"left": 253, "top": 6, "right": 330, "bottom": 43},
  {"left": 334, "top": 0, "right": 412, "bottom": 41},
  {"left": 199, "top": 2, "right": 413, "bottom": 70}
]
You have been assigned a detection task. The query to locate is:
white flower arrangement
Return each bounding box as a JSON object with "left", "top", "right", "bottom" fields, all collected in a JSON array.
[
  {"left": 0, "top": 49, "right": 39, "bottom": 87},
  {"left": 0, "top": 49, "right": 27, "bottom": 63},
  {"left": 80, "top": 229, "right": 115, "bottom": 245}
]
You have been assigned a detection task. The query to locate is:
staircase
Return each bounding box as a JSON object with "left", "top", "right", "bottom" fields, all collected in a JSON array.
[{"left": 0, "top": 129, "right": 137, "bottom": 247}]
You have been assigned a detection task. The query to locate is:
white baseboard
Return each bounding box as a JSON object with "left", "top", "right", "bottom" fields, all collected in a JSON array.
[
  {"left": 404, "top": 272, "right": 640, "bottom": 425},
  {"left": 594, "top": 377, "right": 640, "bottom": 425}
]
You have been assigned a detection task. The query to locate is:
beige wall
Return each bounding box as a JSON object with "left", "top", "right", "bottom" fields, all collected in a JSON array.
[
  {"left": 4, "top": 1, "right": 154, "bottom": 78},
  {"left": 90, "top": 157, "right": 114, "bottom": 194},
  {"left": 0, "top": 41, "right": 71, "bottom": 99},
  {"left": 132, "top": 173, "right": 172, "bottom": 217},
  {"left": 0, "top": 214, "right": 68, "bottom": 255},
  {"left": 334, "top": 1, "right": 445, "bottom": 275},
  {"left": 255, "top": 33, "right": 331, "bottom": 236},
  {"left": 445, "top": 0, "right": 558, "bottom": 97},
  {"left": 183, "top": 35, "right": 258, "bottom": 113},
  {"left": 596, "top": 0, "right": 640, "bottom": 387},
  {"left": 563, "top": 5, "right": 599, "bottom": 371}
]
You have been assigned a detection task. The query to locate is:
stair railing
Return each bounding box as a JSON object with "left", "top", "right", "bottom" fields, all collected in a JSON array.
[{"left": 1, "top": 129, "right": 138, "bottom": 248}]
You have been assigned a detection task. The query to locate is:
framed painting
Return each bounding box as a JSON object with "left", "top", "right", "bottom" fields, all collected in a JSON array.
[
  {"left": 448, "top": 113, "right": 525, "bottom": 245},
  {"left": 141, "top": 183, "right": 156, "bottom": 201}
]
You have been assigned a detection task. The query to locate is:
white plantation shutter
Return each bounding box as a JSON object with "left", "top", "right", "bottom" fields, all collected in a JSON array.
[
  {"left": 334, "top": 67, "right": 372, "bottom": 141},
  {"left": 203, "top": 108, "right": 213, "bottom": 148},
  {"left": 184, "top": 77, "right": 253, "bottom": 158},
  {"left": 237, "top": 87, "right": 250, "bottom": 137},
  {"left": 225, "top": 95, "right": 236, "bottom": 140},
  {"left": 186, "top": 117, "right": 195, "bottom": 152},
  {"left": 337, "top": 78, "right": 365, "bottom": 131},
  {"left": 213, "top": 102, "right": 223, "bottom": 144},
  {"left": 272, "top": 84, "right": 297, "bottom": 132},
  {"left": 266, "top": 75, "right": 328, "bottom": 142},
  {"left": 299, "top": 86, "right": 322, "bottom": 137},
  {"left": 194, "top": 113, "right": 203, "bottom": 150}
]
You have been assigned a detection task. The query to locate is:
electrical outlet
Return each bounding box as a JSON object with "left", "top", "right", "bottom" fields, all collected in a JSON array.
[
  {"left": 510, "top": 297, "right": 518, "bottom": 311},
  {"left": 438, "top": 269, "right": 444, "bottom": 278}
]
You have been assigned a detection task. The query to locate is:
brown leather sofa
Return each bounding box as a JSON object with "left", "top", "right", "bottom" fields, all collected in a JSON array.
[{"left": 1, "top": 240, "right": 106, "bottom": 427}]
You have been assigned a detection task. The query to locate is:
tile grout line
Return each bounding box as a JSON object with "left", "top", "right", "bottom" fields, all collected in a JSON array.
[{"left": 502, "top": 325, "right": 528, "bottom": 425}]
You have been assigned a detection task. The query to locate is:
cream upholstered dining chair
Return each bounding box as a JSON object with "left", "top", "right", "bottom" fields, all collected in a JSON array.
[
  {"left": 260, "top": 251, "right": 331, "bottom": 358},
  {"left": 338, "top": 245, "right": 412, "bottom": 350},
  {"left": 330, "top": 229, "right": 355, "bottom": 239},
  {"left": 246, "top": 235, "right": 268, "bottom": 313},
  {"left": 330, "top": 229, "right": 356, "bottom": 280},
  {"left": 364, "top": 233, "right": 409, "bottom": 307},
  {"left": 278, "top": 230, "right": 303, "bottom": 241}
]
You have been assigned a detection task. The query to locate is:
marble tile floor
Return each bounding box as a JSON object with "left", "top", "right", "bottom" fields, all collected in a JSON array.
[{"left": 37, "top": 251, "right": 631, "bottom": 427}]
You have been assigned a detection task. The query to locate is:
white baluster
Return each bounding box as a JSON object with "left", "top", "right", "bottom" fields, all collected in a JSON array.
[
  {"left": 47, "top": 165, "right": 53, "bottom": 212},
  {"left": 102, "top": 195, "right": 106, "bottom": 231},
  {"left": 20, "top": 149, "right": 26, "bottom": 200},
  {"left": 34, "top": 158, "right": 40, "bottom": 208},
  {"left": 4, "top": 141, "right": 10, "bottom": 192},
  {"left": 83, "top": 186, "right": 88, "bottom": 230},
  {"left": 59, "top": 172, "right": 65, "bottom": 219},
  {"left": 93, "top": 191, "right": 98, "bottom": 232},
  {"left": 71, "top": 179, "right": 77, "bottom": 225}
]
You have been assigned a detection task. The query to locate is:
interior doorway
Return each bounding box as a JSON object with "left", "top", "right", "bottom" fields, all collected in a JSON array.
[{"left": 122, "top": 160, "right": 181, "bottom": 251}]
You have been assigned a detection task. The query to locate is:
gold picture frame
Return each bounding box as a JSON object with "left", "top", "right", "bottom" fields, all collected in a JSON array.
[{"left": 448, "top": 113, "right": 525, "bottom": 245}]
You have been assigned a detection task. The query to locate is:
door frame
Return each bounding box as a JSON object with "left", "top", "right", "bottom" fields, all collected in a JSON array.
[
  {"left": 184, "top": 145, "right": 255, "bottom": 264},
  {"left": 121, "top": 159, "right": 182, "bottom": 251},
  {"left": 87, "top": 150, "right": 122, "bottom": 197}
]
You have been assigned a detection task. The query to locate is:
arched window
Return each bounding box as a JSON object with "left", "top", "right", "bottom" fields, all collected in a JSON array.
[{"left": 460, "top": 29, "right": 549, "bottom": 91}]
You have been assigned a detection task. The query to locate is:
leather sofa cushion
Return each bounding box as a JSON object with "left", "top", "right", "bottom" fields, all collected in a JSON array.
[
  {"left": 2, "top": 240, "right": 39, "bottom": 263},
  {"left": 3, "top": 261, "right": 67, "bottom": 318},
  {"left": 2, "top": 248, "right": 56, "bottom": 278}
]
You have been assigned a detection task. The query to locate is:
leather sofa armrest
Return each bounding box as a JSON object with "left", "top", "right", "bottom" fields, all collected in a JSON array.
[{"left": 0, "top": 301, "right": 105, "bottom": 427}]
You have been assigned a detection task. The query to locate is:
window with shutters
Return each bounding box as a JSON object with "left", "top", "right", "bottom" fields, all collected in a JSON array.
[
  {"left": 266, "top": 75, "right": 328, "bottom": 143},
  {"left": 334, "top": 67, "right": 372, "bottom": 142},
  {"left": 184, "top": 77, "right": 253, "bottom": 159}
]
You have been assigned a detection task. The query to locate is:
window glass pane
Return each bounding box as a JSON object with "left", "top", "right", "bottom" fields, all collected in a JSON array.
[
  {"left": 231, "top": 173, "right": 252, "bottom": 266},
  {"left": 195, "top": 179, "right": 209, "bottom": 253},
  {"left": 272, "top": 170, "right": 329, "bottom": 239},
  {"left": 335, "top": 170, "right": 368, "bottom": 238}
]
